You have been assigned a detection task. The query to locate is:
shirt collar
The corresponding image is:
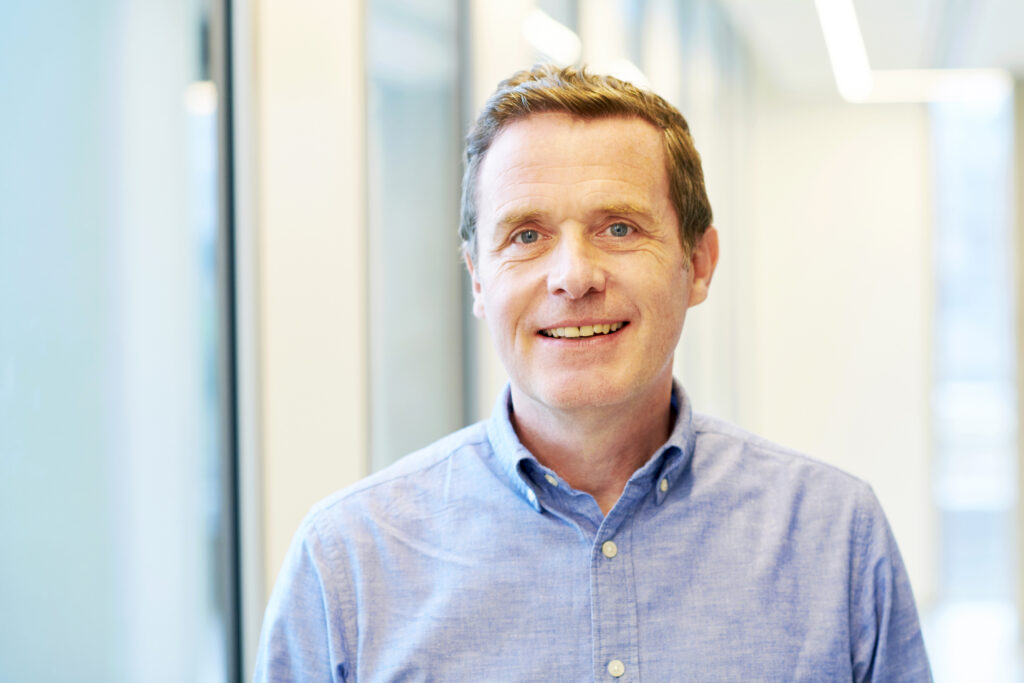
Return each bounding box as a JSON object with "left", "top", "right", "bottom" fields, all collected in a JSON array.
[{"left": 485, "top": 381, "right": 697, "bottom": 512}]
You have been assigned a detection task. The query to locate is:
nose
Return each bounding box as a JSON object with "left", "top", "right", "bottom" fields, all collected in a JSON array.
[{"left": 546, "top": 229, "right": 607, "bottom": 299}]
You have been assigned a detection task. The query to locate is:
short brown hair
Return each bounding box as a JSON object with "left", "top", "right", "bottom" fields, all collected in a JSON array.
[{"left": 460, "top": 64, "right": 713, "bottom": 261}]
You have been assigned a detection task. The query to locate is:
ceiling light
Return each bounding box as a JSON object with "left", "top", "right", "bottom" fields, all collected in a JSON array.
[
  {"left": 592, "top": 58, "right": 650, "bottom": 89},
  {"left": 868, "top": 69, "right": 1012, "bottom": 104},
  {"left": 184, "top": 81, "right": 217, "bottom": 116},
  {"left": 522, "top": 8, "right": 582, "bottom": 66},
  {"left": 813, "top": 0, "right": 1011, "bottom": 104},
  {"left": 813, "top": 0, "right": 872, "bottom": 102}
]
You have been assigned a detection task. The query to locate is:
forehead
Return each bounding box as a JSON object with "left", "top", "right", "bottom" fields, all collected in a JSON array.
[{"left": 476, "top": 113, "right": 672, "bottom": 224}]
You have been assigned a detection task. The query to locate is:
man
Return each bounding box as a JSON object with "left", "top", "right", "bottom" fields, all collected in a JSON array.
[{"left": 255, "top": 65, "right": 931, "bottom": 681}]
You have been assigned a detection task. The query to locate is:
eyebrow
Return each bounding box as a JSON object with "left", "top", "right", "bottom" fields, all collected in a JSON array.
[
  {"left": 591, "top": 202, "right": 654, "bottom": 222},
  {"left": 495, "top": 209, "right": 544, "bottom": 230}
]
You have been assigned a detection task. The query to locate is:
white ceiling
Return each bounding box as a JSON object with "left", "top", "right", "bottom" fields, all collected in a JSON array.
[{"left": 718, "top": 0, "right": 1024, "bottom": 96}]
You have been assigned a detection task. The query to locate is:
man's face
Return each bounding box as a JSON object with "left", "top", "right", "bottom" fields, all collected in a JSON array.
[{"left": 467, "top": 113, "right": 716, "bottom": 414}]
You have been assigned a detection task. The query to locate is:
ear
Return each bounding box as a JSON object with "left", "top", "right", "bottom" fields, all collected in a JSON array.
[
  {"left": 464, "top": 252, "right": 486, "bottom": 319},
  {"left": 687, "top": 226, "right": 719, "bottom": 308}
]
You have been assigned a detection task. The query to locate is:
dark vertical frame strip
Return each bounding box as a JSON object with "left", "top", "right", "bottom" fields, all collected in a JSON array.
[
  {"left": 457, "top": 0, "right": 477, "bottom": 426},
  {"left": 211, "top": 0, "right": 242, "bottom": 679}
]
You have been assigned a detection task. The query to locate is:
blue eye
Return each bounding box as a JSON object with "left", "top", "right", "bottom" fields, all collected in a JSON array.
[
  {"left": 608, "top": 223, "right": 632, "bottom": 237},
  {"left": 514, "top": 229, "right": 540, "bottom": 244}
]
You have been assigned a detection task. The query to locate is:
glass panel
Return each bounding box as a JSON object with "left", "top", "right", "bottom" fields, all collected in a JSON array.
[
  {"left": 926, "top": 88, "right": 1020, "bottom": 680},
  {"left": 366, "top": 0, "right": 466, "bottom": 470},
  {"left": 0, "top": 1, "right": 235, "bottom": 681}
]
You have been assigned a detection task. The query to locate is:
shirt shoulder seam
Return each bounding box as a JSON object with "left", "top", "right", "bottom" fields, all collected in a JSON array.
[
  {"left": 692, "top": 413, "right": 872, "bottom": 488},
  {"left": 311, "top": 434, "right": 492, "bottom": 516}
]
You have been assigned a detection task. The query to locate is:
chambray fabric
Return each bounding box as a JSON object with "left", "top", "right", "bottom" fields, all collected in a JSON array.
[{"left": 254, "top": 383, "right": 931, "bottom": 682}]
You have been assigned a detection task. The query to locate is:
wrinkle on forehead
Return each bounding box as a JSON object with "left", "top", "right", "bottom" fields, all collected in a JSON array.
[
  {"left": 479, "top": 113, "right": 667, "bottom": 181},
  {"left": 482, "top": 154, "right": 664, "bottom": 193}
]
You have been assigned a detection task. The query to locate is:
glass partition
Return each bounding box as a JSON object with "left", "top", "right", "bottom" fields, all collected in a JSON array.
[
  {"left": 0, "top": 1, "right": 237, "bottom": 680},
  {"left": 366, "top": 0, "right": 467, "bottom": 470},
  {"left": 926, "top": 89, "right": 1020, "bottom": 682}
]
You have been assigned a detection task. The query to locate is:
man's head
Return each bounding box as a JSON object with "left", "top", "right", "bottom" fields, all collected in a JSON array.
[
  {"left": 460, "top": 64, "right": 713, "bottom": 263},
  {"left": 462, "top": 67, "right": 719, "bottom": 415}
]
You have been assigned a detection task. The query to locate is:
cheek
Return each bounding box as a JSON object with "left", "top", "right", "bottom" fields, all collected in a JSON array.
[
  {"left": 479, "top": 277, "right": 524, "bottom": 338},
  {"left": 645, "top": 267, "right": 690, "bottom": 328},
  {"left": 485, "top": 265, "right": 533, "bottom": 311}
]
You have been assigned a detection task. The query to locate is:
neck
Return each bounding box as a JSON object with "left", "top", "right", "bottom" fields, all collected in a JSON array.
[{"left": 510, "top": 377, "right": 675, "bottom": 515}]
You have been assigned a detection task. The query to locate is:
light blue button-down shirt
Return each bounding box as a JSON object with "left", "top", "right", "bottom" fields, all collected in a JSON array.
[{"left": 255, "top": 383, "right": 931, "bottom": 681}]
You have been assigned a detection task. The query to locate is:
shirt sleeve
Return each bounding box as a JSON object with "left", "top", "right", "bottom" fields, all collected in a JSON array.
[
  {"left": 849, "top": 484, "right": 933, "bottom": 682},
  {"left": 253, "top": 513, "right": 351, "bottom": 682}
]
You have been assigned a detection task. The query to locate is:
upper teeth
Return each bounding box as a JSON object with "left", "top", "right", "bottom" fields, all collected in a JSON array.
[{"left": 542, "top": 322, "right": 624, "bottom": 338}]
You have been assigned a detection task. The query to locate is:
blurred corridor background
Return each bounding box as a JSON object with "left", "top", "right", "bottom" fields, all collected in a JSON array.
[{"left": 1, "top": 0, "right": 1022, "bottom": 680}]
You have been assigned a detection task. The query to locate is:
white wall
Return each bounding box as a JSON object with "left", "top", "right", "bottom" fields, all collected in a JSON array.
[
  {"left": 746, "top": 94, "right": 935, "bottom": 604},
  {"left": 254, "top": 0, "right": 369, "bottom": 604}
]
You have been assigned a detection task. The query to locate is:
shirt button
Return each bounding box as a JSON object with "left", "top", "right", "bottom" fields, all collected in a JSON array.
[
  {"left": 601, "top": 540, "right": 618, "bottom": 558},
  {"left": 544, "top": 473, "right": 558, "bottom": 486},
  {"left": 660, "top": 477, "right": 669, "bottom": 492},
  {"left": 607, "top": 659, "right": 625, "bottom": 677}
]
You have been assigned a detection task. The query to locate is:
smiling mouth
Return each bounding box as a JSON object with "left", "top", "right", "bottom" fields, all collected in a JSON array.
[{"left": 539, "top": 322, "right": 628, "bottom": 339}]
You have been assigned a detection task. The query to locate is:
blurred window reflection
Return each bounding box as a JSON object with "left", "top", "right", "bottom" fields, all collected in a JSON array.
[
  {"left": 927, "top": 89, "right": 1020, "bottom": 680},
  {"left": 0, "top": 1, "right": 236, "bottom": 681},
  {"left": 366, "top": 0, "right": 467, "bottom": 470}
]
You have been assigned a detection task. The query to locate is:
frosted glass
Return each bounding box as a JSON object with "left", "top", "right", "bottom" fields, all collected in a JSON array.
[{"left": 0, "top": 2, "right": 234, "bottom": 681}]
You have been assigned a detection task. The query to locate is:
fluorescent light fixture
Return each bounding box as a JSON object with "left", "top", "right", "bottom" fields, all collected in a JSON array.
[
  {"left": 814, "top": 0, "right": 1012, "bottom": 104},
  {"left": 813, "top": 0, "right": 872, "bottom": 102},
  {"left": 184, "top": 81, "right": 217, "bottom": 115},
  {"left": 522, "top": 8, "right": 582, "bottom": 66},
  {"left": 868, "top": 69, "right": 1012, "bottom": 104}
]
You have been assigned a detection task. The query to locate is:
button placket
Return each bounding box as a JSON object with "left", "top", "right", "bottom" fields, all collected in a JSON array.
[{"left": 591, "top": 519, "right": 638, "bottom": 683}]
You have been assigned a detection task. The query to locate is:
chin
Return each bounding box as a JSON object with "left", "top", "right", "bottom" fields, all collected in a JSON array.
[{"left": 527, "top": 376, "right": 640, "bottom": 412}]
